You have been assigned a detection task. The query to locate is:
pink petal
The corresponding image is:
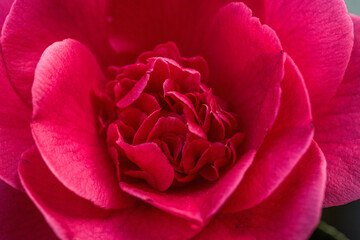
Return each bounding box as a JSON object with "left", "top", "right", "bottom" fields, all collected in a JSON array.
[
  {"left": 190, "top": 143, "right": 227, "bottom": 174},
  {"left": 118, "top": 107, "right": 147, "bottom": 129},
  {"left": 133, "top": 110, "right": 160, "bottom": 145},
  {"left": 166, "top": 60, "right": 201, "bottom": 93},
  {"left": 0, "top": 0, "right": 30, "bottom": 191},
  {"left": 0, "top": 0, "right": 13, "bottom": 30},
  {"left": 181, "top": 139, "right": 210, "bottom": 173},
  {"left": 147, "top": 117, "right": 188, "bottom": 141},
  {"left": 137, "top": 42, "right": 182, "bottom": 63},
  {"left": 1, "top": 0, "right": 116, "bottom": 105},
  {"left": 0, "top": 178, "right": 57, "bottom": 239},
  {"left": 116, "top": 74, "right": 150, "bottom": 108},
  {"left": 195, "top": 141, "right": 326, "bottom": 240},
  {"left": 315, "top": 15, "right": 360, "bottom": 206},
  {"left": 18, "top": 147, "right": 200, "bottom": 240},
  {"left": 118, "top": 142, "right": 175, "bottom": 191},
  {"left": 31, "top": 39, "right": 132, "bottom": 209},
  {"left": 255, "top": 0, "right": 354, "bottom": 115},
  {"left": 221, "top": 54, "right": 313, "bottom": 212},
  {"left": 131, "top": 93, "right": 160, "bottom": 115},
  {"left": 204, "top": 2, "right": 283, "bottom": 149},
  {"left": 120, "top": 150, "right": 255, "bottom": 226},
  {"left": 106, "top": 0, "right": 232, "bottom": 59},
  {"left": 0, "top": 48, "right": 33, "bottom": 190}
]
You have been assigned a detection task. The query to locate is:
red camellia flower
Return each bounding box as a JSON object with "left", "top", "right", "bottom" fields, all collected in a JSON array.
[{"left": 1, "top": 0, "right": 359, "bottom": 239}]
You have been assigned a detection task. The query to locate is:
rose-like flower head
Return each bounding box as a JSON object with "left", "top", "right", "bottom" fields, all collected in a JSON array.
[
  {"left": 0, "top": 1, "right": 359, "bottom": 240},
  {"left": 95, "top": 42, "right": 244, "bottom": 191}
]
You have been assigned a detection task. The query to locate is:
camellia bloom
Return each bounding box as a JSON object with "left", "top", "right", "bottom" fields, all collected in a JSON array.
[{"left": 0, "top": 0, "right": 359, "bottom": 239}]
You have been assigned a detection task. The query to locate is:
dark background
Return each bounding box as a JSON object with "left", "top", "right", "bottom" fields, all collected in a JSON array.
[{"left": 322, "top": 200, "right": 360, "bottom": 239}]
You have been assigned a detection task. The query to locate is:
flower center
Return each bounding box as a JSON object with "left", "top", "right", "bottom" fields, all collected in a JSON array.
[{"left": 95, "top": 42, "right": 244, "bottom": 191}]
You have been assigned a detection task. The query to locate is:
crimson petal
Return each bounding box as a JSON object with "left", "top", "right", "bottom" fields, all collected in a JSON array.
[
  {"left": 1, "top": 0, "right": 115, "bottom": 105},
  {"left": 120, "top": 150, "right": 255, "bottom": 226},
  {"left": 222, "top": 54, "right": 314, "bottom": 212},
  {"left": 315, "top": 15, "right": 360, "bottom": 206},
  {"left": 18, "top": 147, "right": 201, "bottom": 240},
  {"left": 118, "top": 142, "right": 175, "bottom": 191},
  {"left": 204, "top": 2, "right": 284, "bottom": 149},
  {"left": 253, "top": 0, "right": 354, "bottom": 116},
  {"left": 31, "top": 39, "right": 132, "bottom": 209},
  {"left": 0, "top": 34, "right": 33, "bottom": 190},
  {"left": 195, "top": 141, "right": 326, "bottom": 240},
  {"left": 0, "top": 177, "right": 57, "bottom": 239}
]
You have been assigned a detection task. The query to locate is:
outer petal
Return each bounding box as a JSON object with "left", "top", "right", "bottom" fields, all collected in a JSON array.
[
  {"left": 0, "top": 0, "right": 32, "bottom": 190},
  {"left": 221, "top": 54, "right": 313, "bottom": 212},
  {"left": 106, "top": 0, "right": 232, "bottom": 61},
  {"left": 31, "top": 39, "right": 132, "bottom": 209},
  {"left": 0, "top": 179, "right": 56, "bottom": 239},
  {"left": 18, "top": 147, "right": 201, "bottom": 240},
  {"left": 204, "top": 2, "right": 284, "bottom": 149},
  {"left": 315, "top": 15, "right": 360, "bottom": 206},
  {"left": 246, "top": 0, "right": 354, "bottom": 115},
  {"left": 1, "top": 0, "right": 115, "bottom": 105},
  {"left": 195, "top": 141, "right": 326, "bottom": 240},
  {"left": 119, "top": 150, "right": 255, "bottom": 226},
  {"left": 0, "top": 49, "right": 32, "bottom": 190},
  {"left": 0, "top": 0, "right": 13, "bottom": 30}
]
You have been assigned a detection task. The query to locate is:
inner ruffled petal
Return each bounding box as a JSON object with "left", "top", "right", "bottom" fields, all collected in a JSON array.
[{"left": 94, "top": 42, "right": 245, "bottom": 191}]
